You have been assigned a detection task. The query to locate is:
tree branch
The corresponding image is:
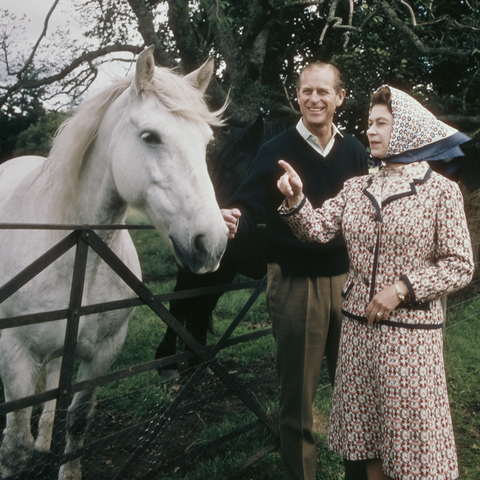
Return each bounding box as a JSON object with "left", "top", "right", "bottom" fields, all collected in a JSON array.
[
  {"left": 274, "top": 0, "right": 327, "bottom": 9},
  {"left": 380, "top": 0, "right": 479, "bottom": 58},
  {"left": 399, "top": 0, "right": 417, "bottom": 26},
  {"left": 319, "top": 0, "right": 379, "bottom": 44},
  {"left": 0, "top": 44, "right": 142, "bottom": 109},
  {"left": 127, "top": 0, "right": 174, "bottom": 66},
  {"left": 452, "top": 19, "right": 480, "bottom": 32},
  {"left": 242, "top": 0, "right": 274, "bottom": 46},
  {"left": 166, "top": 0, "right": 206, "bottom": 73},
  {"left": 17, "top": 0, "right": 61, "bottom": 78},
  {"left": 319, "top": 0, "right": 337, "bottom": 43},
  {"left": 282, "top": 74, "right": 297, "bottom": 112}
]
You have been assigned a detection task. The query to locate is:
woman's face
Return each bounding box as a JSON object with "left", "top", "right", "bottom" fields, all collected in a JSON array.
[{"left": 367, "top": 104, "right": 394, "bottom": 158}]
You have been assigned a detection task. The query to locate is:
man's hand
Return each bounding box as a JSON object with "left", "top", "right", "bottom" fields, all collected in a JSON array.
[
  {"left": 277, "top": 160, "right": 304, "bottom": 207},
  {"left": 221, "top": 208, "right": 242, "bottom": 239}
]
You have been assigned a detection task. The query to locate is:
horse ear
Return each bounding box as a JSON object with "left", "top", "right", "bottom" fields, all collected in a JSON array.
[
  {"left": 135, "top": 45, "right": 156, "bottom": 93},
  {"left": 184, "top": 58, "right": 214, "bottom": 94}
]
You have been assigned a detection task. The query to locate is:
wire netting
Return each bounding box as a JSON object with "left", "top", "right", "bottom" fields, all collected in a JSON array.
[{"left": 0, "top": 339, "right": 280, "bottom": 480}]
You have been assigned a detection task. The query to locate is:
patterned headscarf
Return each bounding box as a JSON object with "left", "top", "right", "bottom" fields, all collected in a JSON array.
[{"left": 371, "top": 85, "right": 470, "bottom": 164}]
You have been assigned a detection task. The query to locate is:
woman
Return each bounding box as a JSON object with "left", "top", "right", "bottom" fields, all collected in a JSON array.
[{"left": 276, "top": 86, "right": 474, "bottom": 480}]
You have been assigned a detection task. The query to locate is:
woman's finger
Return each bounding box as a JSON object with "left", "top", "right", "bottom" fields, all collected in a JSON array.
[
  {"left": 278, "top": 161, "right": 303, "bottom": 191},
  {"left": 279, "top": 170, "right": 299, "bottom": 195},
  {"left": 278, "top": 160, "right": 297, "bottom": 177}
]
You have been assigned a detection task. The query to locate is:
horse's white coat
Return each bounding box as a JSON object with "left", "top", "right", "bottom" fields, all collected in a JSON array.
[{"left": 0, "top": 46, "right": 227, "bottom": 479}]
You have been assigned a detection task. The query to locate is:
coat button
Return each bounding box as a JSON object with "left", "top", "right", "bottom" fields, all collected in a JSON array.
[
  {"left": 363, "top": 277, "right": 369, "bottom": 287},
  {"left": 368, "top": 246, "right": 374, "bottom": 253}
]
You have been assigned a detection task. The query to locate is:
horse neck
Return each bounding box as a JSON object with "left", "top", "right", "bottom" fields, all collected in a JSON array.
[
  {"left": 74, "top": 143, "right": 128, "bottom": 228},
  {"left": 56, "top": 97, "right": 130, "bottom": 229}
]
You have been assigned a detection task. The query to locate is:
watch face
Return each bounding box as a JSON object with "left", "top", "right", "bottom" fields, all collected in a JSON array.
[{"left": 395, "top": 283, "right": 405, "bottom": 301}]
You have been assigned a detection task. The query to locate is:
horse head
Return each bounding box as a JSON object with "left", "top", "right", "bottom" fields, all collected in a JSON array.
[{"left": 107, "top": 46, "right": 228, "bottom": 274}]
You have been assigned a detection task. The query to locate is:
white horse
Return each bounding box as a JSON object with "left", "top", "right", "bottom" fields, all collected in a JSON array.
[{"left": 0, "top": 46, "right": 227, "bottom": 479}]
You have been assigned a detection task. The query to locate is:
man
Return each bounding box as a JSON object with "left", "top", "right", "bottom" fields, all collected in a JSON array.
[{"left": 222, "top": 62, "right": 368, "bottom": 480}]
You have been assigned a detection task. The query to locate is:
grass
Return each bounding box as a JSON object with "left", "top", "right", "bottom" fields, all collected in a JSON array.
[
  {"left": 1, "top": 208, "right": 479, "bottom": 479},
  {"left": 444, "top": 294, "right": 480, "bottom": 479}
]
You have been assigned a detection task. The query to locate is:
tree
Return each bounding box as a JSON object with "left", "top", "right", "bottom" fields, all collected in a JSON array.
[
  {"left": 1, "top": 1, "right": 479, "bottom": 148},
  {"left": 1, "top": 1, "right": 480, "bottom": 271},
  {"left": 13, "top": 111, "right": 70, "bottom": 157},
  {"left": 0, "top": 92, "right": 46, "bottom": 162},
  {"left": 1, "top": 1, "right": 477, "bottom": 125}
]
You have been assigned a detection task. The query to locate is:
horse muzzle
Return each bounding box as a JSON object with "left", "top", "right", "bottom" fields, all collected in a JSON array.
[{"left": 169, "top": 232, "right": 227, "bottom": 274}]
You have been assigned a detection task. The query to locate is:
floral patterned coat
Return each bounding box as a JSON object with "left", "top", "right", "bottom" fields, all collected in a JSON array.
[{"left": 281, "top": 161, "right": 474, "bottom": 328}]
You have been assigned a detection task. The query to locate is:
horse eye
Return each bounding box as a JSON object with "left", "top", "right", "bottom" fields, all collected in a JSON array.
[{"left": 141, "top": 131, "right": 162, "bottom": 145}]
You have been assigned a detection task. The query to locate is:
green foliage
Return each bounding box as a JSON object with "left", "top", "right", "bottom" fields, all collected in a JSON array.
[
  {"left": 0, "top": 98, "right": 46, "bottom": 163},
  {"left": 2, "top": 0, "right": 479, "bottom": 165},
  {"left": 13, "top": 111, "right": 70, "bottom": 158}
]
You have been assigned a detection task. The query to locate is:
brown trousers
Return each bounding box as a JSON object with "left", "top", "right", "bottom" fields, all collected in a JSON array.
[{"left": 266, "top": 263, "right": 346, "bottom": 480}]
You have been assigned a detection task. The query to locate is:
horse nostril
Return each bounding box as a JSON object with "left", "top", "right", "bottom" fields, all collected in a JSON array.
[{"left": 194, "top": 234, "right": 207, "bottom": 254}]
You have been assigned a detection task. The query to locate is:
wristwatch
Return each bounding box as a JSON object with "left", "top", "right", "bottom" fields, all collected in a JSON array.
[{"left": 394, "top": 282, "right": 406, "bottom": 302}]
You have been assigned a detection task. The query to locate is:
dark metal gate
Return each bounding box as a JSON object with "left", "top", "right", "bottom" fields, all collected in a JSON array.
[{"left": 0, "top": 224, "right": 279, "bottom": 480}]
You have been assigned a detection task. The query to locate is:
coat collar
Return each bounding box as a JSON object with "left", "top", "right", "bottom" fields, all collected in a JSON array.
[{"left": 364, "top": 161, "right": 432, "bottom": 218}]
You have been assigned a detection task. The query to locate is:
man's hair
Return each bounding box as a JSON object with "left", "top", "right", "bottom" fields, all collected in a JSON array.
[
  {"left": 370, "top": 87, "right": 392, "bottom": 113},
  {"left": 295, "top": 62, "right": 344, "bottom": 93}
]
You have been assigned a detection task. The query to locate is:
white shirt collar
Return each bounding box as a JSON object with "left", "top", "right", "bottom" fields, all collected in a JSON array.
[{"left": 296, "top": 118, "right": 343, "bottom": 157}]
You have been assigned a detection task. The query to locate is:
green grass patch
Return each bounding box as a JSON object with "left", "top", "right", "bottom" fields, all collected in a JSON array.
[
  {"left": 94, "top": 280, "right": 176, "bottom": 422},
  {"left": 444, "top": 295, "right": 480, "bottom": 479}
]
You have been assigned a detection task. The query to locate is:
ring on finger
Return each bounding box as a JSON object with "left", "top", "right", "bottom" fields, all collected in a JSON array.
[{"left": 376, "top": 312, "right": 382, "bottom": 317}]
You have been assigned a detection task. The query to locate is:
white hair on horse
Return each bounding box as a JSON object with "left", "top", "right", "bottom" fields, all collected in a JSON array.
[{"left": 31, "top": 66, "right": 225, "bottom": 225}]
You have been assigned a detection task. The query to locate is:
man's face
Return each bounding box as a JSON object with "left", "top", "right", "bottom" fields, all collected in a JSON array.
[{"left": 296, "top": 65, "right": 345, "bottom": 134}]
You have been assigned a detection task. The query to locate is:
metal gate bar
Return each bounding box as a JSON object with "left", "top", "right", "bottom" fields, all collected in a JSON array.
[
  {"left": 48, "top": 232, "right": 90, "bottom": 479},
  {"left": 0, "top": 323, "right": 271, "bottom": 417},
  {"left": 0, "top": 224, "right": 277, "bottom": 479},
  {"left": 0, "top": 231, "right": 78, "bottom": 304},
  {"left": 0, "top": 280, "right": 261, "bottom": 331}
]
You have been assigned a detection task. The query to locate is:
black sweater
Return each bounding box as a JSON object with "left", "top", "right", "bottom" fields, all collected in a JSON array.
[{"left": 228, "top": 127, "right": 368, "bottom": 277}]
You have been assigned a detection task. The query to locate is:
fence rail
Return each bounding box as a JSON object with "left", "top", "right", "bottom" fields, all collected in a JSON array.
[{"left": 0, "top": 224, "right": 277, "bottom": 480}]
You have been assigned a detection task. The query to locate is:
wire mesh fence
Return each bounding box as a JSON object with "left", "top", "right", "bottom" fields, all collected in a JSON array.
[
  {"left": 20, "top": 357, "right": 279, "bottom": 480},
  {"left": 0, "top": 355, "right": 280, "bottom": 480}
]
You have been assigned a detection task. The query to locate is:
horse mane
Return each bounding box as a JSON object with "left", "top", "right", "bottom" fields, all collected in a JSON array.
[
  {"left": 146, "top": 68, "right": 225, "bottom": 127},
  {"left": 46, "top": 67, "right": 224, "bottom": 177},
  {"left": 42, "top": 77, "right": 131, "bottom": 182},
  {"left": 33, "top": 66, "right": 225, "bottom": 222}
]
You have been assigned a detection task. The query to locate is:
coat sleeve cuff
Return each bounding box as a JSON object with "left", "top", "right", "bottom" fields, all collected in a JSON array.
[
  {"left": 401, "top": 274, "right": 417, "bottom": 307},
  {"left": 279, "top": 195, "right": 306, "bottom": 217}
]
